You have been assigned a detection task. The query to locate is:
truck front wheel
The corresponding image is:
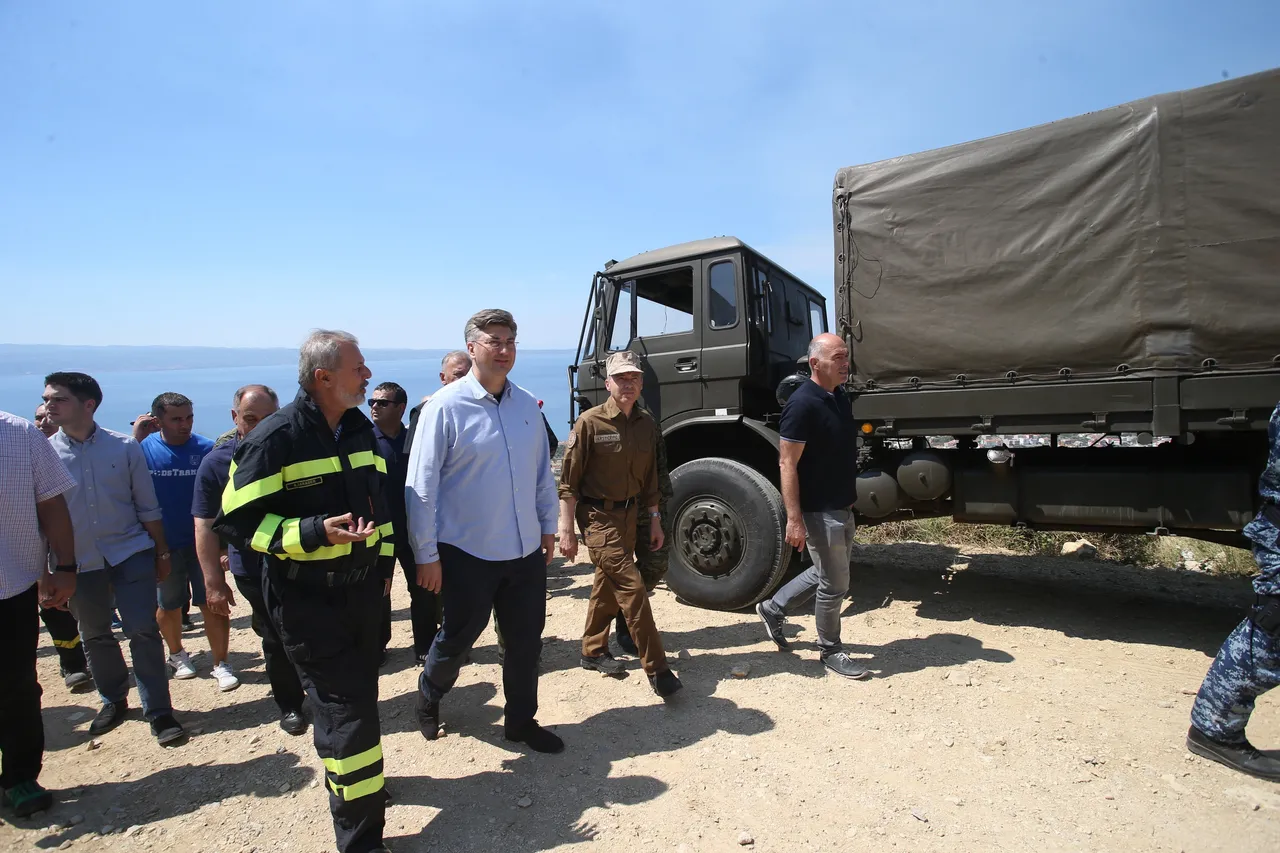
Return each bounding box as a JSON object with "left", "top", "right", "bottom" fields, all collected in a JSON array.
[{"left": 665, "top": 457, "right": 790, "bottom": 611}]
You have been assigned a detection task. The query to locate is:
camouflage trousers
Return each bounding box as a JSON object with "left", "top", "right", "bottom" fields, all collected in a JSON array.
[
  {"left": 634, "top": 498, "right": 670, "bottom": 592},
  {"left": 1190, "top": 545, "right": 1280, "bottom": 743}
]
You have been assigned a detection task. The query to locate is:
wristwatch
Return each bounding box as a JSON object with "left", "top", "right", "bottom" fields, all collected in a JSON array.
[
  {"left": 54, "top": 563, "right": 78, "bottom": 574},
  {"left": 156, "top": 550, "right": 172, "bottom": 561},
  {"left": 649, "top": 511, "right": 662, "bottom": 519}
]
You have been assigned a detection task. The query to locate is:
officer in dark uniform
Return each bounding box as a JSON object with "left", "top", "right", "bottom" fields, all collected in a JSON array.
[
  {"left": 215, "top": 330, "right": 396, "bottom": 853},
  {"left": 559, "top": 351, "right": 682, "bottom": 698},
  {"left": 1188, "top": 400, "right": 1280, "bottom": 781}
]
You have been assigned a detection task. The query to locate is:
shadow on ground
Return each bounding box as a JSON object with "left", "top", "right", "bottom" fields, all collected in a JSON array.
[
  {"left": 18, "top": 754, "right": 313, "bottom": 848},
  {"left": 843, "top": 542, "right": 1247, "bottom": 656},
  {"left": 380, "top": 676, "right": 774, "bottom": 852}
]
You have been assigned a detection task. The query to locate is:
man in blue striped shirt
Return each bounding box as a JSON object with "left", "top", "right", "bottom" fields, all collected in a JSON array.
[{"left": 406, "top": 309, "right": 562, "bottom": 754}]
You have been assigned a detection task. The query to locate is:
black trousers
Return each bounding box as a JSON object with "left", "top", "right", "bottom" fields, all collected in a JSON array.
[
  {"left": 40, "top": 604, "right": 87, "bottom": 674},
  {"left": 265, "top": 567, "right": 386, "bottom": 853},
  {"left": 422, "top": 543, "right": 546, "bottom": 727},
  {"left": 233, "top": 574, "right": 305, "bottom": 715},
  {"left": 1, "top": 584, "right": 44, "bottom": 788},
  {"left": 399, "top": 552, "right": 440, "bottom": 657}
]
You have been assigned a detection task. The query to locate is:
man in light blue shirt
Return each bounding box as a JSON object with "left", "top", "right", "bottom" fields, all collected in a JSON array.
[
  {"left": 43, "top": 372, "right": 186, "bottom": 746},
  {"left": 406, "top": 308, "right": 562, "bottom": 754}
]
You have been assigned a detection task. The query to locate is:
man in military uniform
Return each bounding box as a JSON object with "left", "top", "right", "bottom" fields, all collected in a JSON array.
[
  {"left": 1187, "top": 401, "right": 1280, "bottom": 781},
  {"left": 614, "top": 424, "right": 671, "bottom": 656},
  {"left": 559, "top": 351, "right": 682, "bottom": 698},
  {"left": 215, "top": 330, "right": 396, "bottom": 853}
]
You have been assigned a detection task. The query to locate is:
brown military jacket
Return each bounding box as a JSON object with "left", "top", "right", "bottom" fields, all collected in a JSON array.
[{"left": 558, "top": 397, "right": 660, "bottom": 508}]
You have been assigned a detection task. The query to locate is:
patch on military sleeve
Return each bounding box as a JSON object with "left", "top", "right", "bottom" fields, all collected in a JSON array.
[
  {"left": 594, "top": 433, "right": 621, "bottom": 444},
  {"left": 565, "top": 432, "right": 577, "bottom": 449}
]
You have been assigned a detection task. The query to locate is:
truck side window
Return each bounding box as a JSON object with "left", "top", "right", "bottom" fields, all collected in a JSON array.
[
  {"left": 708, "top": 261, "right": 737, "bottom": 329},
  {"left": 634, "top": 268, "right": 694, "bottom": 338},
  {"left": 609, "top": 280, "right": 633, "bottom": 351},
  {"left": 808, "top": 299, "right": 826, "bottom": 335}
]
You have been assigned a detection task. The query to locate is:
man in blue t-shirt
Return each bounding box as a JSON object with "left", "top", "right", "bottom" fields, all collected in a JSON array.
[
  {"left": 135, "top": 392, "right": 234, "bottom": 691},
  {"left": 754, "top": 333, "right": 870, "bottom": 680},
  {"left": 191, "top": 384, "right": 307, "bottom": 734}
]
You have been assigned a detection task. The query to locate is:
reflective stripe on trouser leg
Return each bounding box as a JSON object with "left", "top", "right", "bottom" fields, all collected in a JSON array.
[
  {"left": 265, "top": 572, "right": 386, "bottom": 853},
  {"left": 1191, "top": 616, "right": 1280, "bottom": 742}
]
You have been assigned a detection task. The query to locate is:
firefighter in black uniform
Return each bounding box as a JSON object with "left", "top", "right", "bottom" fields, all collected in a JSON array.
[{"left": 215, "top": 330, "right": 395, "bottom": 853}]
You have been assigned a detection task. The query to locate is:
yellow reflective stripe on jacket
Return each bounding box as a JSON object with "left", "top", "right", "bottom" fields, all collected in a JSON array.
[
  {"left": 347, "top": 450, "right": 386, "bottom": 474},
  {"left": 282, "top": 456, "right": 341, "bottom": 483},
  {"left": 52, "top": 636, "right": 82, "bottom": 649},
  {"left": 223, "top": 461, "right": 283, "bottom": 513},
  {"left": 251, "top": 514, "right": 286, "bottom": 553},
  {"left": 281, "top": 518, "right": 307, "bottom": 555},
  {"left": 377, "top": 522, "right": 394, "bottom": 537},
  {"left": 322, "top": 743, "right": 383, "bottom": 776},
  {"left": 379, "top": 541, "right": 395, "bottom": 557},
  {"left": 329, "top": 773, "right": 385, "bottom": 801},
  {"left": 284, "top": 542, "right": 353, "bottom": 561}
]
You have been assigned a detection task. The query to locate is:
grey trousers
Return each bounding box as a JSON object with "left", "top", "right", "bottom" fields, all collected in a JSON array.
[{"left": 761, "top": 509, "right": 855, "bottom": 652}]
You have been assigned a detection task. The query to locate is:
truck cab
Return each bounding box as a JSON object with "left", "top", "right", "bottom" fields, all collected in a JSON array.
[{"left": 569, "top": 237, "right": 826, "bottom": 609}]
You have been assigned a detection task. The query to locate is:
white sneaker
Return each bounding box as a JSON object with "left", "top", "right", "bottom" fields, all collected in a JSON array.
[
  {"left": 168, "top": 650, "right": 198, "bottom": 680},
  {"left": 211, "top": 662, "right": 240, "bottom": 692}
]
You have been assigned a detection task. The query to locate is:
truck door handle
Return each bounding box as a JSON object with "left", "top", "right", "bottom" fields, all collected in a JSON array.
[{"left": 675, "top": 357, "right": 698, "bottom": 373}]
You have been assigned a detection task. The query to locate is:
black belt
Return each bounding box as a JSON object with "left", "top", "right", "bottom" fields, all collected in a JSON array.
[
  {"left": 579, "top": 495, "right": 638, "bottom": 511},
  {"left": 282, "top": 563, "right": 373, "bottom": 587}
]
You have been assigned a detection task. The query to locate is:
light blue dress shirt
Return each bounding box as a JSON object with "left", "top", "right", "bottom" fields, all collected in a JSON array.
[
  {"left": 49, "top": 424, "right": 163, "bottom": 573},
  {"left": 406, "top": 372, "right": 558, "bottom": 564}
]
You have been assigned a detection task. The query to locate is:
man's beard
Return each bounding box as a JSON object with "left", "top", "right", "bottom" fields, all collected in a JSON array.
[{"left": 339, "top": 389, "right": 366, "bottom": 410}]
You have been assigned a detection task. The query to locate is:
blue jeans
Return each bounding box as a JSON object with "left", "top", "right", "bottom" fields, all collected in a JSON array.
[
  {"left": 761, "top": 509, "right": 855, "bottom": 652},
  {"left": 70, "top": 548, "right": 173, "bottom": 720}
]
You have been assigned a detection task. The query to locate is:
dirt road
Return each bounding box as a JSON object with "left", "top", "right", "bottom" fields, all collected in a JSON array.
[{"left": 4, "top": 545, "right": 1279, "bottom": 852}]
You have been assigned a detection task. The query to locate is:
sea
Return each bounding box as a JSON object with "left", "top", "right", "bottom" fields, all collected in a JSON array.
[{"left": 0, "top": 345, "right": 578, "bottom": 440}]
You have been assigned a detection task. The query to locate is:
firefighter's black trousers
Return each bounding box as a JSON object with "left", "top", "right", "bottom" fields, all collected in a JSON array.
[{"left": 265, "top": 564, "right": 387, "bottom": 853}]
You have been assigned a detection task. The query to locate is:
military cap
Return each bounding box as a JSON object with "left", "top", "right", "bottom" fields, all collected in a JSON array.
[{"left": 606, "top": 351, "right": 644, "bottom": 376}]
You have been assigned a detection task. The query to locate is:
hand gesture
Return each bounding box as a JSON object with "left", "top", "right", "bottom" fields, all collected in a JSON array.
[
  {"left": 323, "top": 513, "right": 375, "bottom": 545},
  {"left": 132, "top": 413, "right": 161, "bottom": 442}
]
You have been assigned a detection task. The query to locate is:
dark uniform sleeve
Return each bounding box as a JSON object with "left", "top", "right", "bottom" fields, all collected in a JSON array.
[
  {"left": 557, "top": 415, "right": 592, "bottom": 500},
  {"left": 214, "top": 432, "right": 330, "bottom": 558}
]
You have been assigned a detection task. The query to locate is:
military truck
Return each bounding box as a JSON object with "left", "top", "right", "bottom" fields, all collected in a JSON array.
[{"left": 568, "top": 69, "right": 1280, "bottom": 611}]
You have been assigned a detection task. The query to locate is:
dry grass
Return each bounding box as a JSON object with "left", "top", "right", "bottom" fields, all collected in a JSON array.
[{"left": 856, "top": 517, "right": 1258, "bottom": 578}]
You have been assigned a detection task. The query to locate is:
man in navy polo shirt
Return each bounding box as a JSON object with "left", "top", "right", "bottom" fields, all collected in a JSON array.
[
  {"left": 368, "top": 381, "right": 428, "bottom": 665},
  {"left": 755, "top": 333, "right": 870, "bottom": 680},
  {"left": 191, "top": 385, "right": 307, "bottom": 735}
]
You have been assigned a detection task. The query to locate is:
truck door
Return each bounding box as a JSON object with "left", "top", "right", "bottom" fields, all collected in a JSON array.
[
  {"left": 750, "top": 258, "right": 811, "bottom": 392},
  {"left": 604, "top": 262, "right": 701, "bottom": 424},
  {"left": 700, "top": 254, "right": 748, "bottom": 413}
]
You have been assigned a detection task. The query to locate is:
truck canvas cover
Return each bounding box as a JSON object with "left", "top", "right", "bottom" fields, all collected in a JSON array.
[{"left": 833, "top": 69, "right": 1280, "bottom": 390}]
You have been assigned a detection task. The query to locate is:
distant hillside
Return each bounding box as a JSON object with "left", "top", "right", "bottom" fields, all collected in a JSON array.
[{"left": 0, "top": 344, "right": 457, "bottom": 376}]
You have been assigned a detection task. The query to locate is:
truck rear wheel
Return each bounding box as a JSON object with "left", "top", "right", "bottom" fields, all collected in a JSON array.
[{"left": 666, "top": 457, "right": 789, "bottom": 611}]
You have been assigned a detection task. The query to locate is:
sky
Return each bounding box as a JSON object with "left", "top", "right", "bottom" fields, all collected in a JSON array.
[{"left": 2, "top": 1, "right": 1278, "bottom": 350}]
